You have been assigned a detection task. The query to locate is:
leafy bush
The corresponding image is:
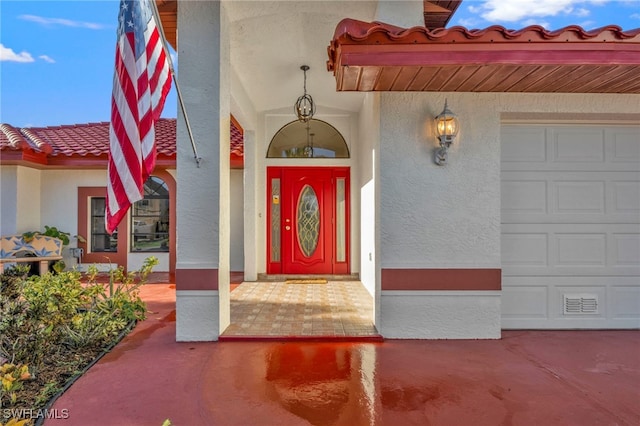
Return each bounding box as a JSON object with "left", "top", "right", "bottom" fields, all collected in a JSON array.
[
  {"left": 1, "top": 363, "right": 31, "bottom": 407},
  {"left": 0, "top": 257, "right": 157, "bottom": 415},
  {"left": 21, "top": 226, "right": 86, "bottom": 247}
]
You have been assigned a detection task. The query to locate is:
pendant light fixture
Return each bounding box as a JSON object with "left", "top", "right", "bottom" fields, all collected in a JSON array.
[{"left": 294, "top": 65, "right": 316, "bottom": 122}]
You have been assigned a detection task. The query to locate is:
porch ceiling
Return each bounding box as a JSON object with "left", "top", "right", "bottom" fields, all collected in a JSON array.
[
  {"left": 327, "top": 20, "right": 640, "bottom": 93},
  {"left": 155, "top": 0, "right": 177, "bottom": 47},
  {"left": 156, "top": 1, "right": 379, "bottom": 114},
  {"left": 155, "top": 1, "right": 640, "bottom": 111}
]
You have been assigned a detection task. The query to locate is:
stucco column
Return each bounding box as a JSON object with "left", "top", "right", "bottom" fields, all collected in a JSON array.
[
  {"left": 357, "top": 93, "right": 381, "bottom": 325},
  {"left": 176, "top": 1, "right": 230, "bottom": 341},
  {"left": 243, "top": 130, "right": 258, "bottom": 281}
]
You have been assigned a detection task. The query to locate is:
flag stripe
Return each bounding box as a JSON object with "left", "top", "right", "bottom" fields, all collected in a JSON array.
[{"left": 106, "top": 0, "right": 171, "bottom": 234}]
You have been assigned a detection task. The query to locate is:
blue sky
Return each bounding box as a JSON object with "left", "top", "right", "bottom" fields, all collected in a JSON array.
[{"left": 1, "top": 0, "right": 639, "bottom": 127}]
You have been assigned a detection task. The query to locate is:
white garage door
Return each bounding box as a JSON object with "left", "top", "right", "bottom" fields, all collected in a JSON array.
[{"left": 501, "top": 124, "right": 640, "bottom": 329}]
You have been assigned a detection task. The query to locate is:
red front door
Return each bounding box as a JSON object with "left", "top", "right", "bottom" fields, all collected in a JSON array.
[{"left": 267, "top": 167, "right": 349, "bottom": 275}]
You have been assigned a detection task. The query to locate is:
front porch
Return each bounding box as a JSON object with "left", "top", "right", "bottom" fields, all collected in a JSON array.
[
  {"left": 137, "top": 272, "right": 380, "bottom": 339},
  {"left": 46, "top": 278, "right": 640, "bottom": 425},
  {"left": 222, "top": 280, "right": 380, "bottom": 339}
]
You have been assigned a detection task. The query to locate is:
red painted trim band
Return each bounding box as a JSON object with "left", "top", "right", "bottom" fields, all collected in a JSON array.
[
  {"left": 381, "top": 269, "right": 501, "bottom": 291},
  {"left": 176, "top": 268, "right": 219, "bottom": 290},
  {"left": 340, "top": 49, "right": 640, "bottom": 67}
]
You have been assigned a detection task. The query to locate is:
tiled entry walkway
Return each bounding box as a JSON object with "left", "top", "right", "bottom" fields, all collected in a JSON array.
[{"left": 222, "top": 281, "right": 378, "bottom": 337}]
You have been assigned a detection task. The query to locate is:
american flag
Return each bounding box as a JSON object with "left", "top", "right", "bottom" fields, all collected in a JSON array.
[{"left": 106, "top": 0, "right": 171, "bottom": 234}]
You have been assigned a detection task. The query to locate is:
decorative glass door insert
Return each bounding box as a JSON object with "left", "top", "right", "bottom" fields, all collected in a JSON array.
[{"left": 297, "top": 185, "right": 320, "bottom": 257}]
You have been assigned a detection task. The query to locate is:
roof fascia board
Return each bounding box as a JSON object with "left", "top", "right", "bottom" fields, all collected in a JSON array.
[
  {"left": 336, "top": 45, "right": 640, "bottom": 67},
  {"left": 45, "top": 154, "right": 175, "bottom": 169}
]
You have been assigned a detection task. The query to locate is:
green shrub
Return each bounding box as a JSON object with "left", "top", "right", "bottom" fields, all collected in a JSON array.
[
  {"left": 0, "top": 257, "right": 157, "bottom": 412},
  {"left": 22, "top": 271, "right": 89, "bottom": 332}
]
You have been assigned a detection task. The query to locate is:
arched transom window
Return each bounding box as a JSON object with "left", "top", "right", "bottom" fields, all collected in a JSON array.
[{"left": 267, "top": 119, "right": 349, "bottom": 158}]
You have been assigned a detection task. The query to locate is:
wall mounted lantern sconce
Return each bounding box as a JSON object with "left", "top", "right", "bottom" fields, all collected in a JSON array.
[
  {"left": 294, "top": 65, "right": 316, "bottom": 123},
  {"left": 434, "top": 99, "right": 459, "bottom": 166}
]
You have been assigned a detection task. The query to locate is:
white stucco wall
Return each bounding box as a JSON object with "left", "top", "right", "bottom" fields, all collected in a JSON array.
[
  {"left": 176, "top": 290, "right": 219, "bottom": 341},
  {"left": 230, "top": 169, "right": 244, "bottom": 271},
  {"left": 378, "top": 91, "right": 640, "bottom": 339},
  {"left": 231, "top": 65, "right": 258, "bottom": 133},
  {"left": 229, "top": 61, "right": 259, "bottom": 280},
  {"left": 40, "top": 170, "right": 111, "bottom": 268},
  {"left": 380, "top": 291, "right": 502, "bottom": 339},
  {"left": 357, "top": 94, "right": 380, "bottom": 302},
  {"left": 3, "top": 167, "right": 175, "bottom": 271},
  {"left": 375, "top": 0, "right": 424, "bottom": 28},
  {"left": 380, "top": 92, "right": 640, "bottom": 269},
  {"left": 40, "top": 170, "right": 104, "bottom": 239},
  {"left": 243, "top": 129, "right": 259, "bottom": 280},
  {"left": 380, "top": 92, "right": 501, "bottom": 268},
  {"left": 0, "top": 166, "right": 19, "bottom": 235},
  {"left": 1, "top": 168, "right": 85, "bottom": 267},
  {"left": 17, "top": 166, "right": 42, "bottom": 233}
]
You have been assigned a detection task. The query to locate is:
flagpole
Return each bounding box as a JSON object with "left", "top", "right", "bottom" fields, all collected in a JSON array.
[{"left": 150, "top": 0, "right": 202, "bottom": 168}]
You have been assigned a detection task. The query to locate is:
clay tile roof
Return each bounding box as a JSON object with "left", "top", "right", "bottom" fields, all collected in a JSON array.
[
  {"left": 330, "top": 19, "right": 640, "bottom": 44},
  {"left": 0, "top": 119, "right": 176, "bottom": 158},
  {"left": 149, "top": 118, "right": 177, "bottom": 156},
  {"left": 19, "top": 128, "right": 54, "bottom": 155},
  {"left": 230, "top": 119, "right": 243, "bottom": 158},
  {"left": 1, "top": 117, "right": 244, "bottom": 166},
  {"left": 327, "top": 19, "right": 640, "bottom": 93},
  {"left": 0, "top": 124, "right": 30, "bottom": 151}
]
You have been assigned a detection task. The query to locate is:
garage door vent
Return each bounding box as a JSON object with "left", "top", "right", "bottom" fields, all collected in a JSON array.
[{"left": 563, "top": 294, "right": 599, "bottom": 315}]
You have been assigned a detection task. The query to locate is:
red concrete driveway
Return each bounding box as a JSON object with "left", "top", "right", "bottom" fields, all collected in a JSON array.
[{"left": 46, "top": 284, "right": 640, "bottom": 426}]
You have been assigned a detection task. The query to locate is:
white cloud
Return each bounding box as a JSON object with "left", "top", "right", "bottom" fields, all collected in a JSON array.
[
  {"left": 468, "top": 5, "right": 482, "bottom": 14},
  {"left": 0, "top": 43, "right": 34, "bottom": 63},
  {"left": 471, "top": 0, "right": 610, "bottom": 23},
  {"left": 631, "top": 13, "right": 640, "bottom": 20},
  {"left": 457, "top": 17, "right": 481, "bottom": 28},
  {"left": 575, "top": 8, "right": 591, "bottom": 17},
  {"left": 19, "top": 14, "right": 105, "bottom": 30},
  {"left": 479, "top": 0, "right": 575, "bottom": 22},
  {"left": 39, "top": 55, "right": 55, "bottom": 63}
]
